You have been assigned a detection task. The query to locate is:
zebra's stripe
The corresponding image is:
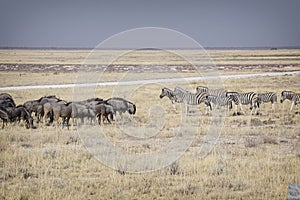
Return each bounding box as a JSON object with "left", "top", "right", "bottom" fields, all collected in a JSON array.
[{"left": 196, "top": 86, "right": 227, "bottom": 97}]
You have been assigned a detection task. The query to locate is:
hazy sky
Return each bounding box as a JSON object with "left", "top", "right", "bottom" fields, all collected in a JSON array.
[{"left": 0, "top": 0, "right": 299, "bottom": 48}]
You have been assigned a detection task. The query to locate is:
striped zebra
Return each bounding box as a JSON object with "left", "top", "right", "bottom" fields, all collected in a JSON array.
[
  {"left": 196, "top": 86, "right": 227, "bottom": 97},
  {"left": 173, "top": 87, "right": 209, "bottom": 114},
  {"left": 174, "top": 87, "right": 207, "bottom": 105},
  {"left": 256, "top": 92, "right": 277, "bottom": 112},
  {"left": 280, "top": 91, "right": 295, "bottom": 103},
  {"left": 291, "top": 94, "right": 300, "bottom": 111},
  {"left": 280, "top": 91, "right": 300, "bottom": 111},
  {"left": 205, "top": 95, "right": 233, "bottom": 113},
  {"left": 226, "top": 92, "right": 258, "bottom": 115}
]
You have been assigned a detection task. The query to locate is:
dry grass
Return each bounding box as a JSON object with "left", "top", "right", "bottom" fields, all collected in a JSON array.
[{"left": 0, "top": 49, "right": 300, "bottom": 199}]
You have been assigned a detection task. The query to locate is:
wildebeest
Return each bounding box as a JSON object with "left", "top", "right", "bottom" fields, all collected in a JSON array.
[
  {"left": 94, "top": 103, "right": 114, "bottom": 125},
  {"left": 0, "top": 108, "right": 10, "bottom": 128},
  {"left": 43, "top": 99, "right": 67, "bottom": 124},
  {"left": 5, "top": 105, "right": 34, "bottom": 129},
  {"left": 72, "top": 103, "right": 95, "bottom": 125},
  {"left": 23, "top": 100, "right": 43, "bottom": 122},
  {"left": 105, "top": 97, "right": 136, "bottom": 116},
  {"left": 0, "top": 93, "right": 16, "bottom": 109},
  {"left": 0, "top": 93, "right": 14, "bottom": 101},
  {"left": 24, "top": 95, "right": 63, "bottom": 123},
  {"left": 52, "top": 102, "right": 73, "bottom": 129}
]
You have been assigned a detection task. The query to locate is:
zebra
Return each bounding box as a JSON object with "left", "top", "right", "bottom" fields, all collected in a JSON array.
[
  {"left": 280, "top": 91, "right": 300, "bottom": 111},
  {"left": 256, "top": 92, "right": 277, "bottom": 112},
  {"left": 196, "top": 86, "right": 227, "bottom": 97},
  {"left": 291, "top": 94, "right": 300, "bottom": 111},
  {"left": 280, "top": 91, "right": 295, "bottom": 103},
  {"left": 226, "top": 92, "right": 258, "bottom": 115},
  {"left": 205, "top": 95, "right": 233, "bottom": 113},
  {"left": 173, "top": 87, "right": 209, "bottom": 114},
  {"left": 160, "top": 87, "right": 210, "bottom": 114}
]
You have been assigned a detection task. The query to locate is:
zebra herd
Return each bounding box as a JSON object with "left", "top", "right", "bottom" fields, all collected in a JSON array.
[
  {"left": 0, "top": 93, "right": 136, "bottom": 129},
  {"left": 160, "top": 86, "right": 300, "bottom": 115}
]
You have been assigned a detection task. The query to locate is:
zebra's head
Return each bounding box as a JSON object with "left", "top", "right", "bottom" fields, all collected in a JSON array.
[
  {"left": 249, "top": 94, "right": 259, "bottom": 111},
  {"left": 280, "top": 91, "right": 294, "bottom": 103},
  {"left": 160, "top": 88, "right": 172, "bottom": 99},
  {"left": 196, "top": 86, "right": 208, "bottom": 93}
]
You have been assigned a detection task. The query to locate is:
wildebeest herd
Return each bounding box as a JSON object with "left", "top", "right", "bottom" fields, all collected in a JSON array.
[
  {"left": 0, "top": 93, "right": 136, "bottom": 129},
  {"left": 0, "top": 86, "right": 299, "bottom": 129}
]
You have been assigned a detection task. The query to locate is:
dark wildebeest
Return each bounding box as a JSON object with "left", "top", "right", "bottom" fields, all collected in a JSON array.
[
  {"left": 72, "top": 103, "right": 95, "bottom": 125},
  {"left": 0, "top": 93, "right": 16, "bottom": 109},
  {"left": 43, "top": 99, "right": 67, "bottom": 124},
  {"left": 23, "top": 100, "right": 42, "bottom": 122},
  {"left": 0, "top": 93, "right": 14, "bottom": 101},
  {"left": 0, "top": 99, "right": 15, "bottom": 109},
  {"left": 94, "top": 103, "right": 114, "bottom": 125},
  {"left": 105, "top": 97, "right": 136, "bottom": 117},
  {"left": 24, "top": 95, "right": 62, "bottom": 123},
  {"left": 52, "top": 102, "right": 73, "bottom": 129},
  {"left": 0, "top": 108, "right": 10, "bottom": 128},
  {"left": 5, "top": 105, "right": 34, "bottom": 129}
]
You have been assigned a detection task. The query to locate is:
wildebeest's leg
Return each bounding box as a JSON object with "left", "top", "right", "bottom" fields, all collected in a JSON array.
[
  {"left": 25, "top": 119, "right": 30, "bottom": 129},
  {"left": 98, "top": 113, "right": 102, "bottom": 125},
  {"left": 71, "top": 116, "right": 75, "bottom": 128},
  {"left": 62, "top": 117, "right": 65, "bottom": 129},
  {"left": 105, "top": 114, "right": 111, "bottom": 124},
  {"left": 35, "top": 105, "right": 42, "bottom": 123},
  {"left": 62, "top": 117, "right": 68, "bottom": 129},
  {"left": 66, "top": 117, "right": 70, "bottom": 130},
  {"left": 109, "top": 112, "right": 114, "bottom": 122}
]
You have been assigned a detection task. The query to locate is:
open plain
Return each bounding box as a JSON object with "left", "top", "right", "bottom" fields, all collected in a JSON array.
[{"left": 0, "top": 49, "right": 300, "bottom": 199}]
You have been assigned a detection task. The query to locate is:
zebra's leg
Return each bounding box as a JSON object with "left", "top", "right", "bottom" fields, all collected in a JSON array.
[
  {"left": 172, "top": 102, "right": 176, "bottom": 110},
  {"left": 250, "top": 107, "right": 254, "bottom": 115},
  {"left": 205, "top": 104, "right": 210, "bottom": 115},
  {"left": 204, "top": 104, "right": 208, "bottom": 115},
  {"left": 290, "top": 101, "right": 295, "bottom": 112},
  {"left": 240, "top": 104, "right": 246, "bottom": 115},
  {"left": 251, "top": 103, "right": 259, "bottom": 115},
  {"left": 233, "top": 104, "right": 238, "bottom": 115},
  {"left": 271, "top": 102, "right": 274, "bottom": 113},
  {"left": 186, "top": 105, "right": 189, "bottom": 116}
]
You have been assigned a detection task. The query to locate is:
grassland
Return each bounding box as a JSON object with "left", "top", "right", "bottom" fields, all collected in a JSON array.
[{"left": 0, "top": 49, "right": 300, "bottom": 199}]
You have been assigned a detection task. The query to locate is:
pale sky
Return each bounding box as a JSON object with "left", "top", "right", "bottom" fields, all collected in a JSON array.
[{"left": 0, "top": 0, "right": 299, "bottom": 48}]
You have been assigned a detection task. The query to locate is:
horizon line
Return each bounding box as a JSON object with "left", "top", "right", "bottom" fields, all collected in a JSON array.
[{"left": 0, "top": 46, "right": 300, "bottom": 50}]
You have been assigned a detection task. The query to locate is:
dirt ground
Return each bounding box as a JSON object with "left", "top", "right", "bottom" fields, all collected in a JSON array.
[{"left": 0, "top": 49, "right": 300, "bottom": 199}]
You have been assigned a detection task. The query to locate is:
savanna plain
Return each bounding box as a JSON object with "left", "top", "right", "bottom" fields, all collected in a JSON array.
[{"left": 0, "top": 49, "right": 300, "bottom": 199}]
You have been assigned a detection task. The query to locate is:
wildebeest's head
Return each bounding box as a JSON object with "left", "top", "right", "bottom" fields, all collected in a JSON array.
[
  {"left": 128, "top": 103, "right": 136, "bottom": 115},
  {"left": 25, "top": 116, "right": 36, "bottom": 129}
]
